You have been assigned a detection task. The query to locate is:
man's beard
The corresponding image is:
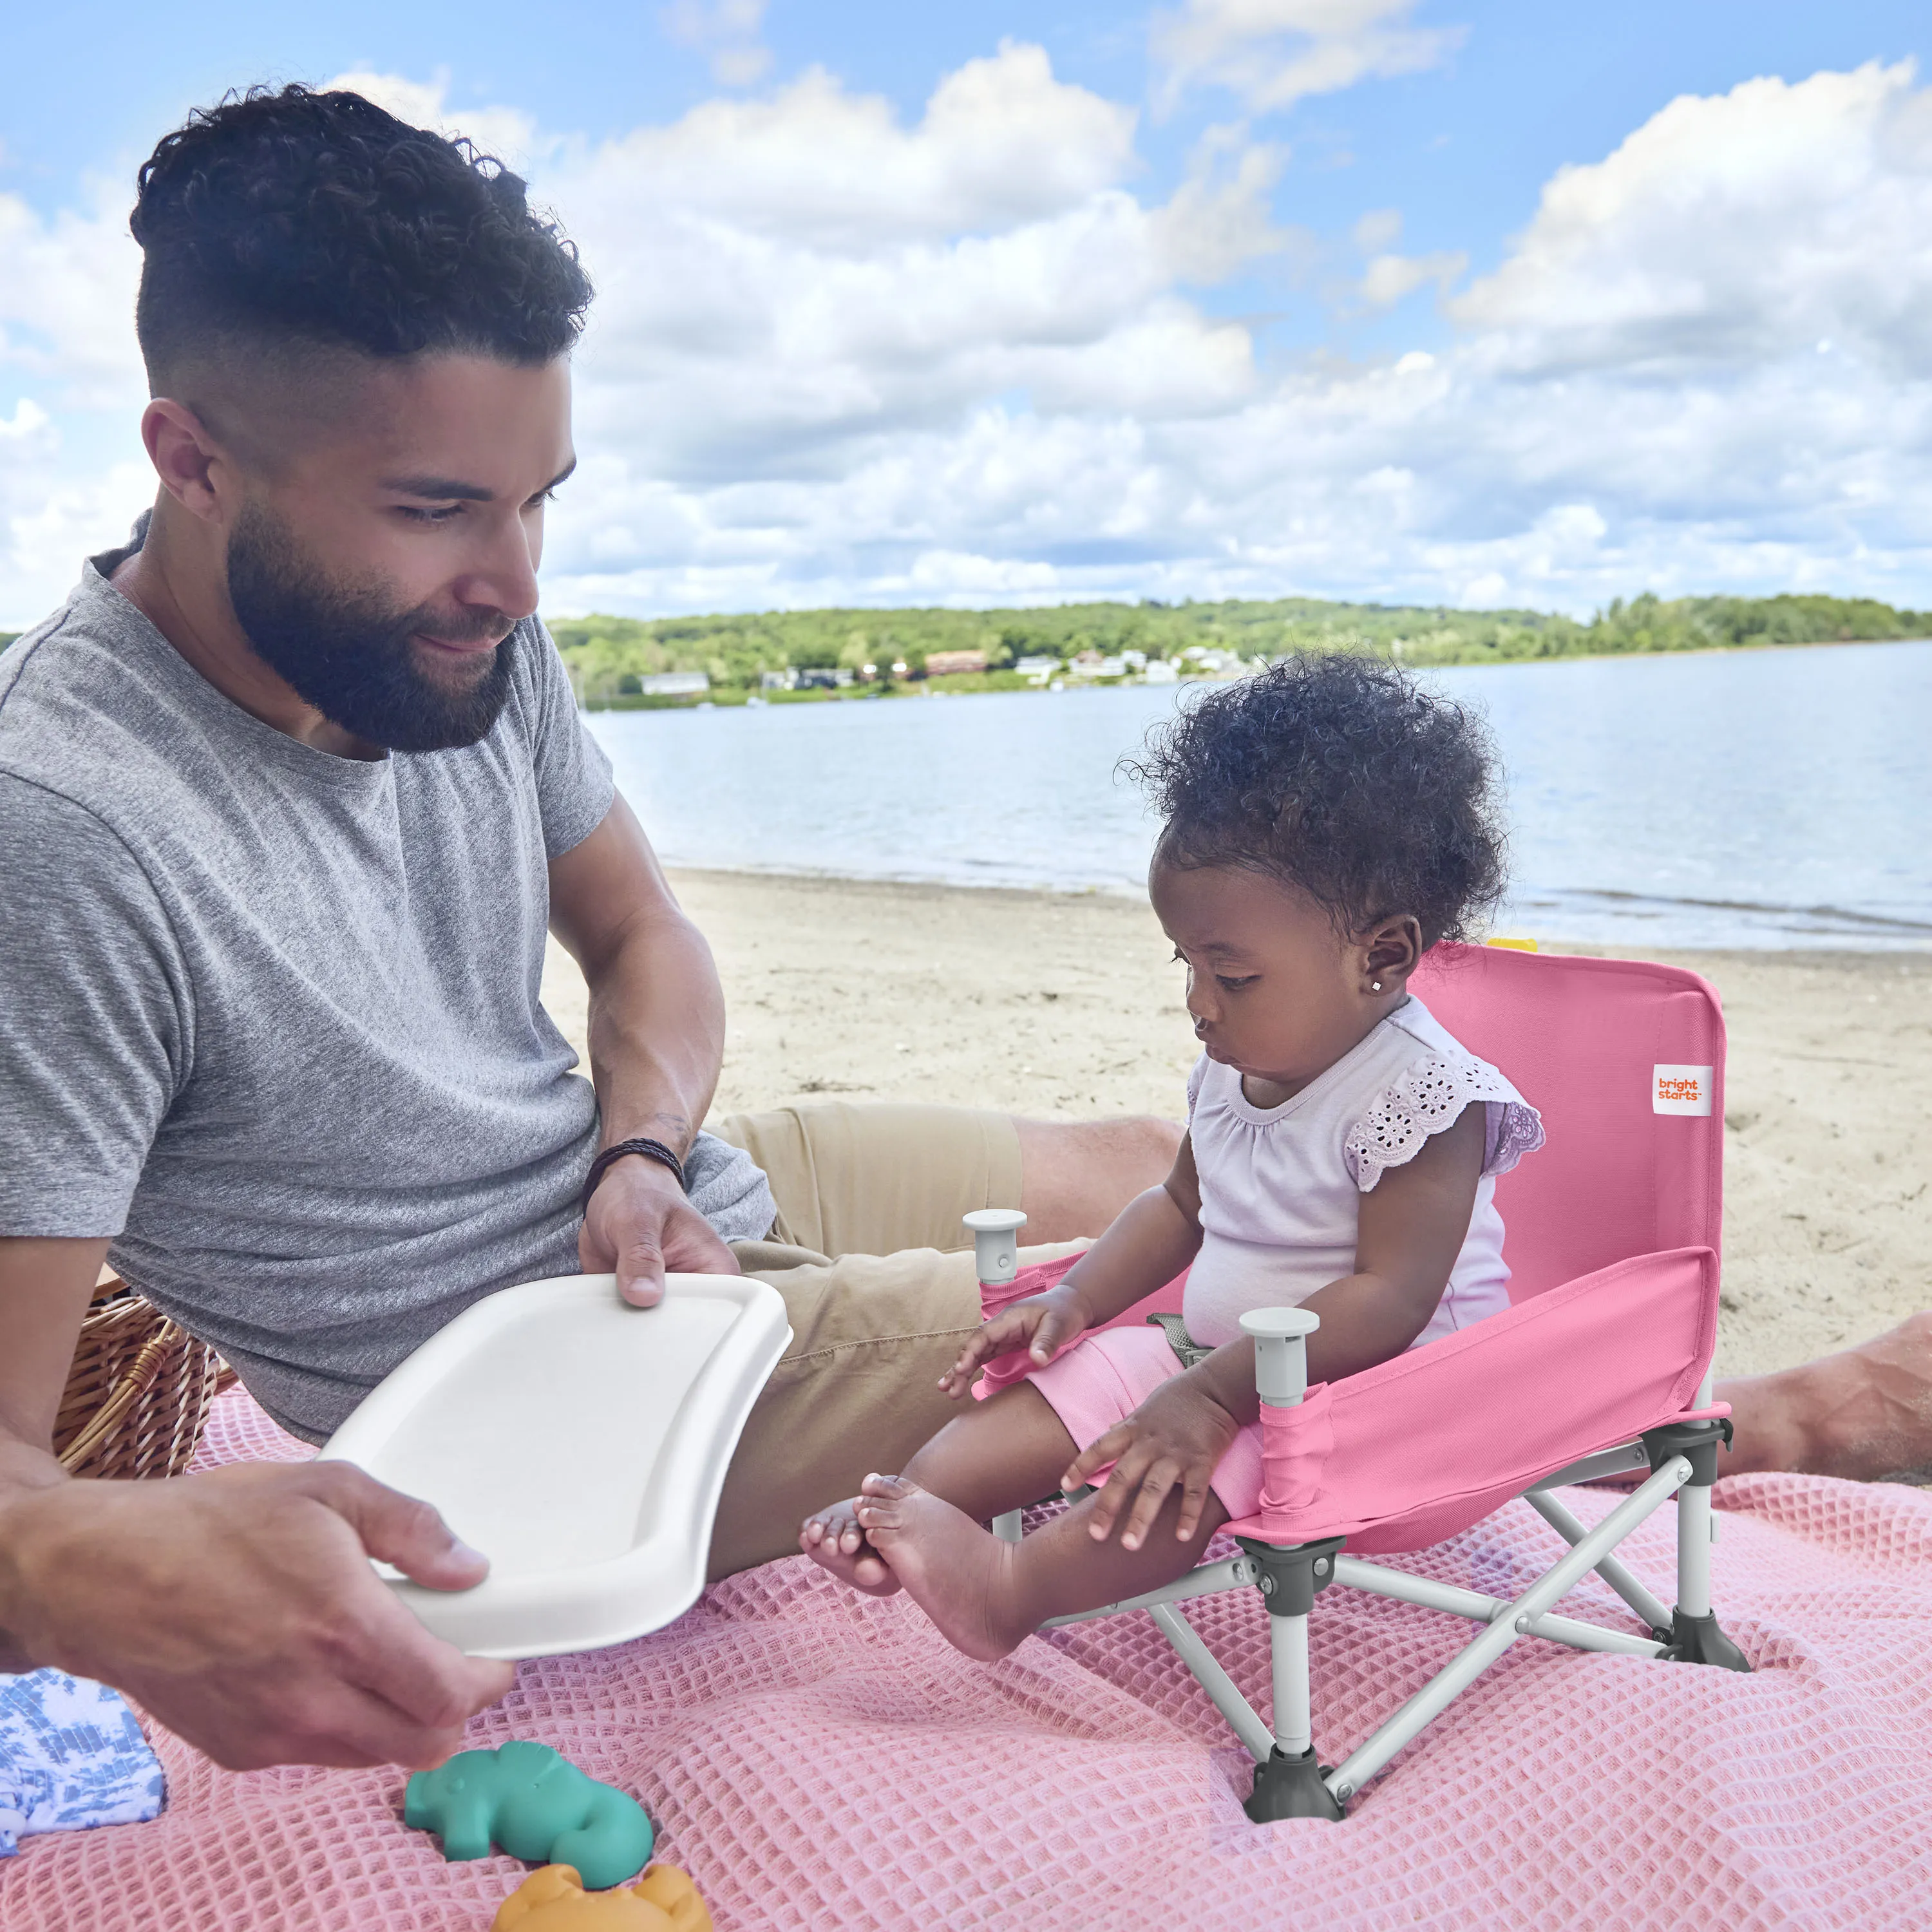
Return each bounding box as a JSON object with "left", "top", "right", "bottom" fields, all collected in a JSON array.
[{"left": 226, "top": 500, "right": 517, "bottom": 752}]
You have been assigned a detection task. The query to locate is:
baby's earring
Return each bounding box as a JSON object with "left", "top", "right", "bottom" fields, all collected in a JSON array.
[{"left": 1370, "top": 980, "right": 1383, "bottom": 992}]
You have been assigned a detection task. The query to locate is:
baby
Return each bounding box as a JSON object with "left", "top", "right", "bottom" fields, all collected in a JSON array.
[{"left": 800, "top": 654, "right": 1544, "bottom": 1658}]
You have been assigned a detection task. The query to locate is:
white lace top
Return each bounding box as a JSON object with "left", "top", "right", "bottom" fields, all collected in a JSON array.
[{"left": 1182, "top": 995, "right": 1545, "bottom": 1351}]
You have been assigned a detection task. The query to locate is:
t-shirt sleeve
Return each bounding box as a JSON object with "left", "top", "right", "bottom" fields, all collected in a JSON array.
[
  {"left": 1342, "top": 1052, "right": 1546, "bottom": 1194},
  {"left": 521, "top": 618, "right": 615, "bottom": 859},
  {"left": 0, "top": 779, "right": 188, "bottom": 1237}
]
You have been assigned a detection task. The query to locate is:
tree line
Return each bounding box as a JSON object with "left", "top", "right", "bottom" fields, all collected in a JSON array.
[{"left": 544, "top": 590, "right": 1932, "bottom": 705}]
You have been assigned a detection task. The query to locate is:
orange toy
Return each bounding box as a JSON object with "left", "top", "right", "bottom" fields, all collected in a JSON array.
[{"left": 491, "top": 1862, "right": 712, "bottom": 1932}]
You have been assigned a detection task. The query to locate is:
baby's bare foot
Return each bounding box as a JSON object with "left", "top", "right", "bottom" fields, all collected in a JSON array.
[
  {"left": 799, "top": 1492, "right": 901, "bottom": 1595},
  {"left": 853, "top": 1473, "right": 1032, "bottom": 1660}
]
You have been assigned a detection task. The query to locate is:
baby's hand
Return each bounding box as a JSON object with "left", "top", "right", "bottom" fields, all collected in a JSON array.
[
  {"left": 937, "top": 1282, "right": 1089, "bottom": 1398},
  {"left": 1064, "top": 1374, "right": 1239, "bottom": 1551}
]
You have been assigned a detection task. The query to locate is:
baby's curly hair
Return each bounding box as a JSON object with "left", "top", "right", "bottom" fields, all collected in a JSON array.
[{"left": 1123, "top": 654, "right": 1508, "bottom": 949}]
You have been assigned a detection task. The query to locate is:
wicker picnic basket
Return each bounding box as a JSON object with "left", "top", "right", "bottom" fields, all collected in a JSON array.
[{"left": 53, "top": 1281, "right": 234, "bottom": 1480}]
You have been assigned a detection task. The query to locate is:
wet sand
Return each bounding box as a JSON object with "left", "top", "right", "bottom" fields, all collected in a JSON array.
[{"left": 542, "top": 869, "right": 1931, "bottom": 1379}]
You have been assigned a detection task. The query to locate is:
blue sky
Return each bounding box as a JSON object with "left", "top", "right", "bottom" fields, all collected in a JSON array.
[{"left": 4, "top": 1, "right": 1931, "bottom": 625}]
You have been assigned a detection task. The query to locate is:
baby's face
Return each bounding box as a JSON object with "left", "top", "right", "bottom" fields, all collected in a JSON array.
[{"left": 1150, "top": 857, "right": 1409, "bottom": 1099}]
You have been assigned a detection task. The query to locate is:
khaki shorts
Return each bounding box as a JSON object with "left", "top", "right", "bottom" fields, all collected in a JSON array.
[{"left": 703, "top": 1103, "right": 1078, "bottom": 1578}]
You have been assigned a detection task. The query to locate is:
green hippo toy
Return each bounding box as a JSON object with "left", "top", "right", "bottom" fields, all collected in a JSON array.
[{"left": 404, "top": 1741, "right": 656, "bottom": 1891}]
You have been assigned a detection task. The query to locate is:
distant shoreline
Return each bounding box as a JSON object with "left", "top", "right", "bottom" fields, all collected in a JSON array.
[{"left": 579, "top": 630, "right": 1931, "bottom": 712}]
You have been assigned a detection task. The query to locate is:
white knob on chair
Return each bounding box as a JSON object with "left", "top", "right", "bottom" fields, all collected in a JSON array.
[
  {"left": 963, "top": 1208, "right": 1028, "bottom": 1287},
  {"left": 1240, "top": 1307, "right": 1320, "bottom": 1408}
]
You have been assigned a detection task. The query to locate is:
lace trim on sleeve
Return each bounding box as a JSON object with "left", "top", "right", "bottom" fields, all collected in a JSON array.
[{"left": 1343, "top": 1054, "right": 1546, "bottom": 1193}]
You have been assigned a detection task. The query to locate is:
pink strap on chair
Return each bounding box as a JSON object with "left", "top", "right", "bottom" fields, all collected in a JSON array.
[{"left": 1226, "top": 1245, "right": 1719, "bottom": 1554}]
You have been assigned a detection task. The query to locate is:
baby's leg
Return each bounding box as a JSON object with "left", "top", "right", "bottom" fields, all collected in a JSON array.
[
  {"left": 853, "top": 1472, "right": 1229, "bottom": 1661},
  {"left": 799, "top": 1382, "right": 1077, "bottom": 1594}
]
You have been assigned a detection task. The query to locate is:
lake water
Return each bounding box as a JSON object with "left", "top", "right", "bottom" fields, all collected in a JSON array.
[{"left": 585, "top": 639, "right": 1932, "bottom": 951}]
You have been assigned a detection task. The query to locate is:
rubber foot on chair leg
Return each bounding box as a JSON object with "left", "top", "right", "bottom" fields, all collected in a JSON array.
[
  {"left": 1244, "top": 1747, "right": 1345, "bottom": 1824},
  {"left": 1660, "top": 1608, "right": 1752, "bottom": 1672}
]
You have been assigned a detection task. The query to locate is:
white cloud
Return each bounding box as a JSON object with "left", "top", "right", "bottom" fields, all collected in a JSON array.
[
  {"left": 661, "top": 0, "right": 773, "bottom": 88},
  {"left": 1151, "top": 0, "right": 1465, "bottom": 115},
  {"left": 1452, "top": 61, "right": 1932, "bottom": 377},
  {"left": 1356, "top": 247, "right": 1466, "bottom": 307},
  {"left": 1352, "top": 205, "right": 1403, "bottom": 252},
  {"left": 6, "top": 52, "right": 1932, "bottom": 629}
]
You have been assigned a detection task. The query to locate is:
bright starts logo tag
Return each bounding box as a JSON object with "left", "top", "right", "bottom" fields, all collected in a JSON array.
[{"left": 1653, "top": 1065, "right": 1713, "bottom": 1116}]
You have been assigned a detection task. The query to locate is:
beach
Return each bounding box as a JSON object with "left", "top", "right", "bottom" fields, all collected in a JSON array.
[{"left": 542, "top": 867, "right": 1931, "bottom": 1382}]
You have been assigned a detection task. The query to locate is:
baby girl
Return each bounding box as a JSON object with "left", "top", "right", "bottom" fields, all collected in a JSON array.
[{"left": 800, "top": 653, "right": 1543, "bottom": 1658}]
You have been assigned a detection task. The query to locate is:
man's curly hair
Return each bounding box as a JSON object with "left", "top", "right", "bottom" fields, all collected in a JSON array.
[
  {"left": 131, "top": 84, "right": 592, "bottom": 382},
  {"left": 1124, "top": 654, "right": 1508, "bottom": 949}
]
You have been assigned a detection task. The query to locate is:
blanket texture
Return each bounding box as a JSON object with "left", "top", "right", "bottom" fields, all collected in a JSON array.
[{"left": 0, "top": 1387, "right": 1926, "bottom": 1930}]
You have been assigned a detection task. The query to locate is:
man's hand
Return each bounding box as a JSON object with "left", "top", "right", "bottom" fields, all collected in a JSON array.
[
  {"left": 0, "top": 1461, "right": 515, "bottom": 1770},
  {"left": 1063, "top": 1370, "right": 1240, "bottom": 1551},
  {"left": 936, "top": 1282, "right": 1090, "bottom": 1397},
  {"left": 580, "top": 1154, "right": 739, "bottom": 1309}
]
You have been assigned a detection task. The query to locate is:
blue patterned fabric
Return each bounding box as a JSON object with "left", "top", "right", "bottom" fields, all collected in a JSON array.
[{"left": 0, "top": 1671, "right": 165, "bottom": 1855}]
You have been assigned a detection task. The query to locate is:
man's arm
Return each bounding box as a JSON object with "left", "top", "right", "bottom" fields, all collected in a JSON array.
[
  {"left": 548, "top": 791, "right": 740, "bottom": 1306},
  {"left": 0, "top": 1235, "right": 514, "bottom": 1765}
]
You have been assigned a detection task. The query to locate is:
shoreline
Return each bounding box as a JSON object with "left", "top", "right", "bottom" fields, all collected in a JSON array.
[
  {"left": 574, "top": 630, "right": 1932, "bottom": 713},
  {"left": 541, "top": 867, "right": 1931, "bottom": 1383},
  {"left": 604, "top": 852, "right": 1932, "bottom": 951}
]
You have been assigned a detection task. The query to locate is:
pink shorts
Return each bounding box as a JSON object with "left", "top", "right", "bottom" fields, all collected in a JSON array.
[{"left": 1023, "top": 1324, "right": 1266, "bottom": 1522}]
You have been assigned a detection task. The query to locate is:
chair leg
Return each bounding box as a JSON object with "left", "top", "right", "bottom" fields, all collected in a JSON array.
[
  {"left": 1239, "top": 1535, "right": 1346, "bottom": 1823},
  {"left": 1642, "top": 1412, "right": 1752, "bottom": 1673},
  {"left": 1663, "top": 1482, "right": 1750, "bottom": 1670}
]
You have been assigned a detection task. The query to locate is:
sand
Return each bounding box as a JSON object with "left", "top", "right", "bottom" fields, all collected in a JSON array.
[{"left": 540, "top": 869, "right": 1931, "bottom": 1379}]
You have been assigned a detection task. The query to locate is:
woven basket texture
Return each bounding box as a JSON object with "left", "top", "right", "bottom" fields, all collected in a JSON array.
[{"left": 53, "top": 1282, "right": 235, "bottom": 1481}]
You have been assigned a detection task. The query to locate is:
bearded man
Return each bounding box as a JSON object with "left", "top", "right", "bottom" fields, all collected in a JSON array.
[{"left": 0, "top": 86, "right": 1177, "bottom": 1773}]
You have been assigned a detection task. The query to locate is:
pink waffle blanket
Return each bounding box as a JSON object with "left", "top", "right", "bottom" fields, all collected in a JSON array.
[{"left": 3, "top": 1387, "right": 1928, "bottom": 1931}]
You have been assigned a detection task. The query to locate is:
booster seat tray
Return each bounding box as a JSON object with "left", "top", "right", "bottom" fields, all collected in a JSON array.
[{"left": 321, "top": 1273, "right": 791, "bottom": 1659}]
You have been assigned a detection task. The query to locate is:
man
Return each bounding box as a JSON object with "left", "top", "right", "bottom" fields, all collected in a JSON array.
[{"left": 0, "top": 87, "right": 1175, "bottom": 1774}]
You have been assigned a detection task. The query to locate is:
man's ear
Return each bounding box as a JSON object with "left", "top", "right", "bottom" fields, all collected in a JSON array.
[
  {"left": 140, "top": 399, "right": 236, "bottom": 524},
  {"left": 1361, "top": 914, "right": 1423, "bottom": 993}
]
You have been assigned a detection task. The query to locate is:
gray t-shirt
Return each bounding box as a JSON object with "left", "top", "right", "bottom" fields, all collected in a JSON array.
[{"left": 0, "top": 525, "right": 773, "bottom": 1441}]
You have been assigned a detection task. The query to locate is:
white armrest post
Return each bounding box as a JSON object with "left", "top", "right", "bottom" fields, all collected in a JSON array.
[
  {"left": 967, "top": 1209, "right": 1030, "bottom": 1544},
  {"left": 962, "top": 1208, "right": 1027, "bottom": 1290},
  {"left": 1242, "top": 1307, "right": 1320, "bottom": 1409},
  {"left": 1238, "top": 1308, "right": 1323, "bottom": 1760}
]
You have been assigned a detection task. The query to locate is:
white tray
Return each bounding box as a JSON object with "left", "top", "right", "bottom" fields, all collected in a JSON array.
[{"left": 319, "top": 1273, "right": 791, "bottom": 1660}]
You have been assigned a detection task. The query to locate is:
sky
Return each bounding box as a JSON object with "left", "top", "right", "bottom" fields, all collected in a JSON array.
[{"left": 3, "top": 1, "right": 1931, "bottom": 627}]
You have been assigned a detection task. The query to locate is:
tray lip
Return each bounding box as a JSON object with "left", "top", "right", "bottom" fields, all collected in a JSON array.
[{"left": 318, "top": 1271, "right": 791, "bottom": 1658}]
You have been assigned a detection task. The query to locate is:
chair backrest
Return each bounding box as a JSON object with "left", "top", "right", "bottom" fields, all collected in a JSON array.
[{"left": 1409, "top": 943, "right": 1725, "bottom": 1300}]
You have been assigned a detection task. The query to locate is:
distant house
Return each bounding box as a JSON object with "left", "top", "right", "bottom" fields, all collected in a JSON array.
[
  {"left": 1144, "top": 659, "right": 1179, "bottom": 683},
  {"left": 924, "top": 649, "right": 988, "bottom": 677},
  {"left": 1014, "top": 654, "right": 1059, "bottom": 685},
  {"left": 638, "top": 670, "right": 710, "bottom": 697}
]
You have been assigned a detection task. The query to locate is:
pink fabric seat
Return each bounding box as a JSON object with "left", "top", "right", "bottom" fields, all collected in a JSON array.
[{"left": 982, "top": 944, "right": 1732, "bottom": 1548}]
